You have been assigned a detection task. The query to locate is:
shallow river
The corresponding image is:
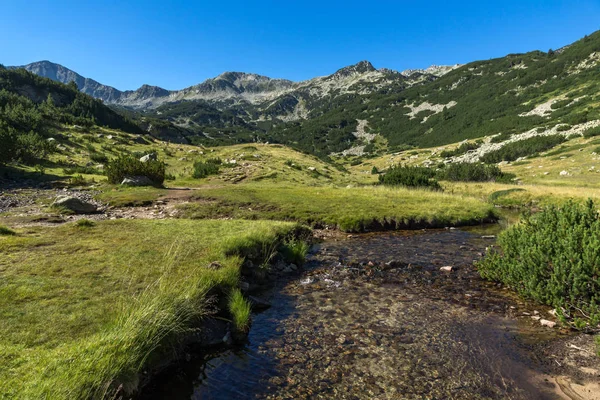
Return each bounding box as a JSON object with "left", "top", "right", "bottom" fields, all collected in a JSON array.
[{"left": 141, "top": 225, "right": 577, "bottom": 399}]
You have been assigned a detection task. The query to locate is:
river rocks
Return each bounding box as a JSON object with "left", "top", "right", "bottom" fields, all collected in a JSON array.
[
  {"left": 140, "top": 153, "right": 157, "bottom": 163},
  {"left": 248, "top": 295, "right": 271, "bottom": 310},
  {"left": 52, "top": 196, "right": 97, "bottom": 214},
  {"left": 121, "top": 176, "right": 154, "bottom": 186},
  {"left": 540, "top": 319, "right": 557, "bottom": 328},
  {"left": 440, "top": 266, "right": 454, "bottom": 272}
]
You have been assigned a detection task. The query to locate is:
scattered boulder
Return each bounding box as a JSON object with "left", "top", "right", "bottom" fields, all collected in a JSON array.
[
  {"left": 121, "top": 176, "right": 154, "bottom": 186},
  {"left": 52, "top": 196, "right": 97, "bottom": 214},
  {"left": 559, "top": 170, "right": 569, "bottom": 176},
  {"left": 540, "top": 319, "right": 557, "bottom": 328},
  {"left": 440, "top": 266, "right": 454, "bottom": 272},
  {"left": 140, "top": 153, "right": 158, "bottom": 163}
]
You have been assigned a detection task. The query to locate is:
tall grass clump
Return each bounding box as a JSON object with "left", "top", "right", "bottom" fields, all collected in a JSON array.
[
  {"left": 228, "top": 289, "right": 251, "bottom": 332},
  {"left": 280, "top": 238, "right": 309, "bottom": 265},
  {"left": 105, "top": 155, "right": 165, "bottom": 185},
  {"left": 478, "top": 200, "right": 600, "bottom": 331},
  {"left": 192, "top": 158, "right": 221, "bottom": 179},
  {"left": 481, "top": 135, "right": 566, "bottom": 163},
  {"left": 378, "top": 165, "right": 441, "bottom": 190},
  {"left": 440, "top": 163, "right": 515, "bottom": 183}
]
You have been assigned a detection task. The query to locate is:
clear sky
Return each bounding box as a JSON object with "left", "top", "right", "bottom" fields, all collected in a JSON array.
[{"left": 1, "top": 1, "right": 599, "bottom": 90}]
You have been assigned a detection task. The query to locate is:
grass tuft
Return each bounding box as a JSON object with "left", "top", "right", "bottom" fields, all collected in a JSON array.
[{"left": 228, "top": 289, "right": 251, "bottom": 332}]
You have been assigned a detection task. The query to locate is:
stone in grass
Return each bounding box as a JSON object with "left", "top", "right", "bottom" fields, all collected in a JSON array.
[
  {"left": 121, "top": 176, "right": 154, "bottom": 187},
  {"left": 139, "top": 153, "right": 158, "bottom": 163},
  {"left": 540, "top": 319, "right": 557, "bottom": 328},
  {"left": 440, "top": 266, "right": 454, "bottom": 272},
  {"left": 52, "top": 196, "right": 97, "bottom": 214}
]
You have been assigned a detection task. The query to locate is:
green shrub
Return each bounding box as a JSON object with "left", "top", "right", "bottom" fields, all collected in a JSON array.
[
  {"left": 439, "top": 163, "right": 515, "bottom": 183},
  {"left": 583, "top": 126, "right": 600, "bottom": 138},
  {"left": 378, "top": 165, "right": 441, "bottom": 190},
  {"left": 439, "top": 142, "right": 479, "bottom": 158},
  {"left": 371, "top": 166, "right": 379, "bottom": 174},
  {"left": 478, "top": 200, "right": 600, "bottom": 330},
  {"left": 105, "top": 155, "right": 165, "bottom": 185},
  {"left": 75, "top": 219, "right": 95, "bottom": 228},
  {"left": 556, "top": 124, "right": 572, "bottom": 132},
  {"left": 15, "top": 132, "right": 55, "bottom": 164},
  {"left": 0, "top": 225, "right": 16, "bottom": 235},
  {"left": 228, "top": 289, "right": 251, "bottom": 332},
  {"left": 481, "top": 135, "right": 566, "bottom": 163},
  {"left": 89, "top": 152, "right": 108, "bottom": 163},
  {"left": 192, "top": 158, "right": 221, "bottom": 179}
]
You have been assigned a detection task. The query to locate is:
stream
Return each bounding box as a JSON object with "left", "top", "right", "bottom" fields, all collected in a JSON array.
[{"left": 140, "top": 224, "right": 593, "bottom": 399}]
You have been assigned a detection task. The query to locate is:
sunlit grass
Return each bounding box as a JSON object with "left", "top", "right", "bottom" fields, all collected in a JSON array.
[
  {"left": 176, "top": 182, "right": 496, "bottom": 232},
  {"left": 0, "top": 219, "right": 298, "bottom": 398}
]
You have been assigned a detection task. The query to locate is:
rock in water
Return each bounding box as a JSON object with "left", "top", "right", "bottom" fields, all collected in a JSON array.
[
  {"left": 121, "top": 176, "right": 154, "bottom": 186},
  {"left": 53, "top": 196, "right": 97, "bottom": 214}
]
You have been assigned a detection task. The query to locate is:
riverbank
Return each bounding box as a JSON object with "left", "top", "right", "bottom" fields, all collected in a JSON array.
[
  {"left": 140, "top": 227, "right": 600, "bottom": 400},
  {"left": 0, "top": 218, "right": 304, "bottom": 399}
]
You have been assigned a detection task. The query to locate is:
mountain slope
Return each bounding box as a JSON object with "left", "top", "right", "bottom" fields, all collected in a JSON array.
[{"left": 12, "top": 30, "right": 600, "bottom": 158}]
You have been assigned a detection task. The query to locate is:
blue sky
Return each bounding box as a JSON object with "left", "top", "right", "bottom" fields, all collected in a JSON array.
[{"left": 1, "top": 1, "right": 599, "bottom": 90}]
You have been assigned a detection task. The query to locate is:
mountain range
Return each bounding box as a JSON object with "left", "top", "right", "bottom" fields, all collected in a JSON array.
[
  {"left": 13, "top": 60, "right": 461, "bottom": 110},
  {"left": 6, "top": 30, "right": 600, "bottom": 158}
]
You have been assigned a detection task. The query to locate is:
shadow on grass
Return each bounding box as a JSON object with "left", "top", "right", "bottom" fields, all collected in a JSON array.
[{"left": 0, "top": 165, "right": 69, "bottom": 189}]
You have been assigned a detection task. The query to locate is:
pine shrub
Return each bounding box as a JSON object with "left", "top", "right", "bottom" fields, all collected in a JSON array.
[
  {"left": 192, "top": 158, "right": 221, "bottom": 179},
  {"left": 105, "top": 155, "right": 165, "bottom": 185},
  {"left": 440, "top": 163, "right": 515, "bottom": 183},
  {"left": 481, "top": 135, "right": 566, "bottom": 163},
  {"left": 478, "top": 200, "right": 600, "bottom": 330},
  {"left": 378, "top": 165, "right": 441, "bottom": 190}
]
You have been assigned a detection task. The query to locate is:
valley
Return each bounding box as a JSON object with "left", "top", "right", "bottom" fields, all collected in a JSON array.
[{"left": 2, "top": 27, "right": 600, "bottom": 400}]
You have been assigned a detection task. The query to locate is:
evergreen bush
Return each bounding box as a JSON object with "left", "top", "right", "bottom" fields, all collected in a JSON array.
[
  {"left": 378, "top": 165, "right": 441, "bottom": 190},
  {"left": 105, "top": 155, "right": 165, "bottom": 185},
  {"left": 478, "top": 200, "right": 600, "bottom": 330}
]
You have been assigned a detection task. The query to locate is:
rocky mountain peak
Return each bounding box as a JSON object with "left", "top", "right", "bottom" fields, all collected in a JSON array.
[{"left": 332, "top": 60, "right": 377, "bottom": 78}]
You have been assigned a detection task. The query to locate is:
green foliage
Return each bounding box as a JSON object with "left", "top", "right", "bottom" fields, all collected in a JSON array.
[
  {"left": 378, "top": 165, "right": 441, "bottom": 190},
  {"left": 371, "top": 166, "right": 379, "bottom": 174},
  {"left": 192, "top": 158, "right": 221, "bottom": 179},
  {"left": 89, "top": 152, "right": 108, "bottom": 163},
  {"left": 556, "top": 124, "right": 572, "bottom": 132},
  {"left": 583, "top": 126, "right": 600, "bottom": 138},
  {"left": 75, "top": 219, "right": 95, "bottom": 228},
  {"left": 439, "top": 142, "right": 479, "bottom": 158},
  {"left": 440, "top": 163, "right": 515, "bottom": 183},
  {"left": 228, "top": 289, "right": 251, "bottom": 332},
  {"left": 480, "top": 135, "right": 566, "bottom": 163},
  {"left": 478, "top": 200, "right": 600, "bottom": 330},
  {"left": 279, "top": 238, "right": 309, "bottom": 265},
  {"left": 105, "top": 155, "right": 165, "bottom": 185},
  {"left": 0, "top": 225, "right": 15, "bottom": 235}
]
